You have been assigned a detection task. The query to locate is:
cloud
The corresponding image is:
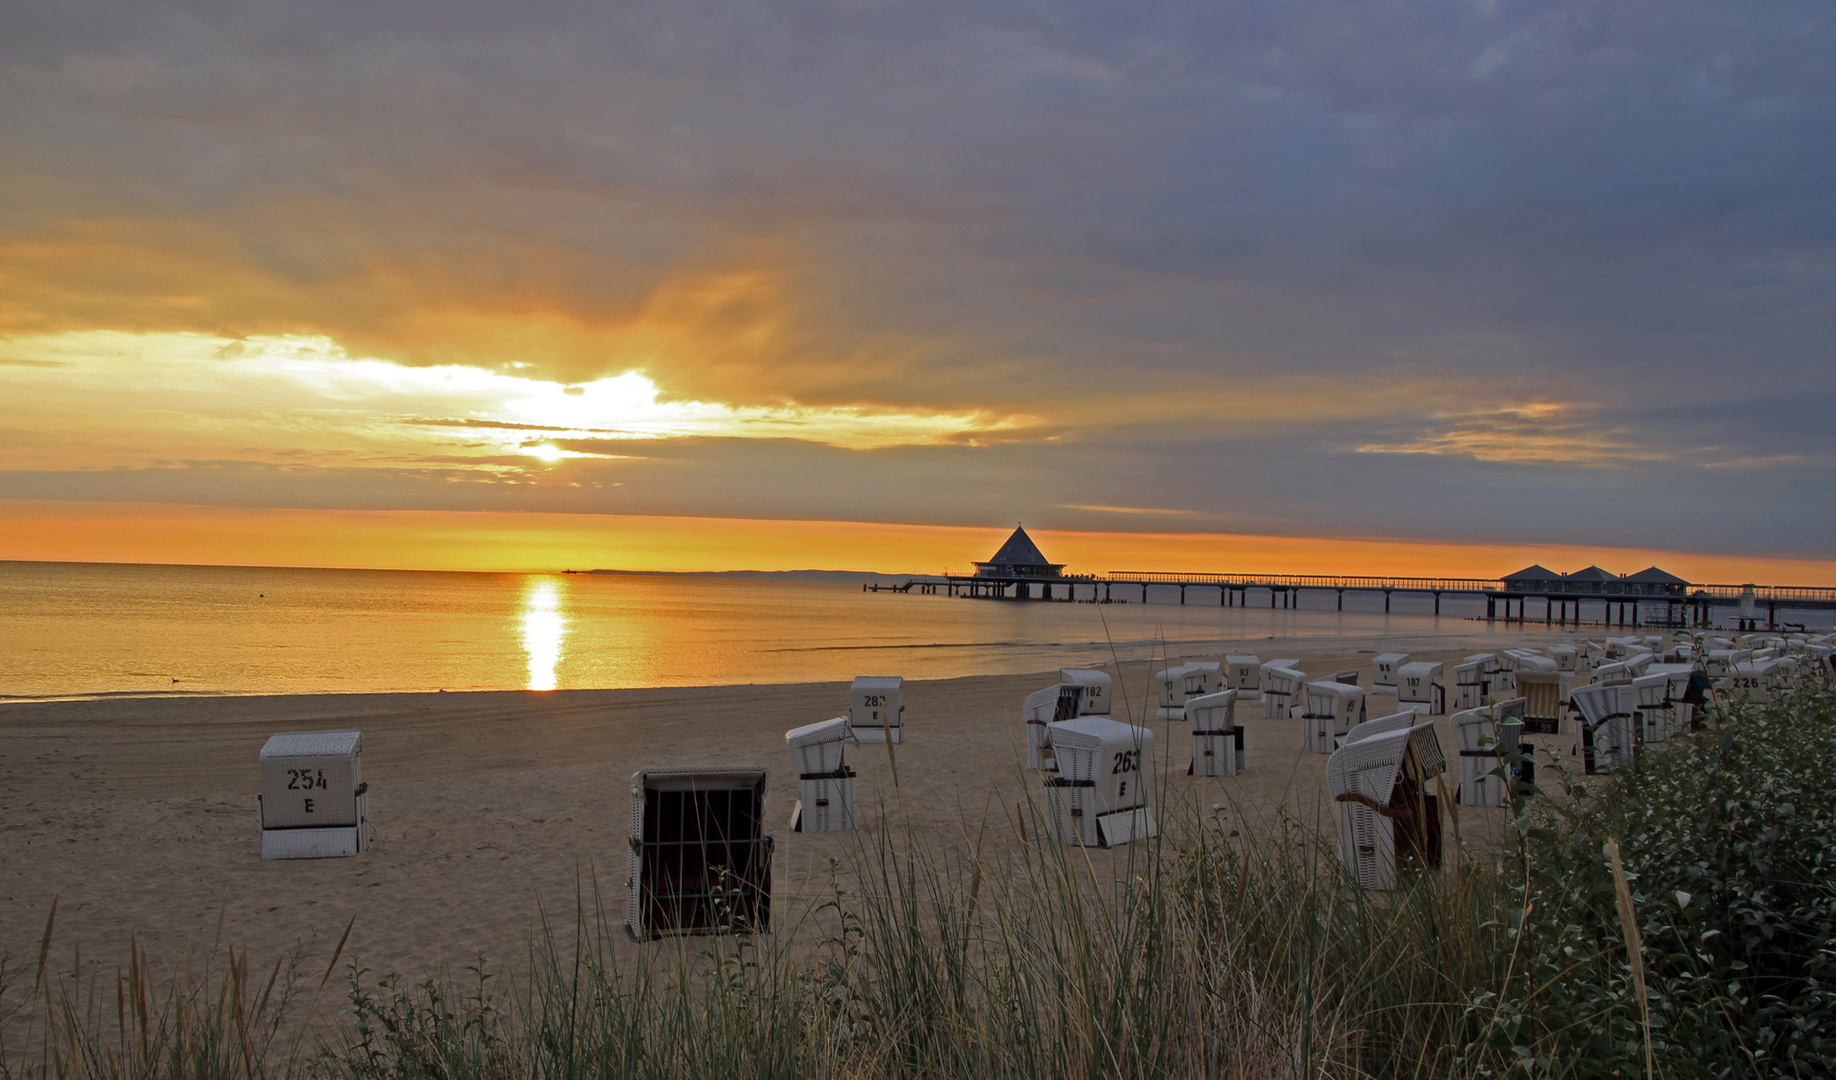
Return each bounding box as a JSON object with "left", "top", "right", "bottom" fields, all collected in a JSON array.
[
  {"left": 1354, "top": 403, "right": 1666, "bottom": 466},
  {"left": 1056, "top": 504, "right": 1200, "bottom": 517},
  {"left": 1, "top": 0, "right": 1833, "bottom": 559}
]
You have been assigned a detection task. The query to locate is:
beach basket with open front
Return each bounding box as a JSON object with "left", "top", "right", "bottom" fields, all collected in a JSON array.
[
  {"left": 627, "top": 767, "right": 773, "bottom": 940},
  {"left": 1025, "top": 682, "right": 1084, "bottom": 771},
  {"left": 1515, "top": 659, "right": 1565, "bottom": 735},
  {"left": 1328, "top": 720, "right": 1446, "bottom": 891}
]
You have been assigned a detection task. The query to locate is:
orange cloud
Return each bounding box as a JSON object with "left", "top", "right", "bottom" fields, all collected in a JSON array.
[
  {"left": 0, "top": 213, "right": 981, "bottom": 412},
  {"left": 5, "top": 500, "right": 1833, "bottom": 586}
]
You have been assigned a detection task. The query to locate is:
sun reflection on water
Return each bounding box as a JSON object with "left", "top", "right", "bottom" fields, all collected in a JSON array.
[{"left": 520, "top": 578, "right": 567, "bottom": 691}]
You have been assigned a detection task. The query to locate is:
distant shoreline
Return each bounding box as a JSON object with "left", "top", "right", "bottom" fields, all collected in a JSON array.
[
  {"left": 0, "top": 559, "right": 918, "bottom": 580},
  {"left": 582, "top": 567, "right": 922, "bottom": 583}
]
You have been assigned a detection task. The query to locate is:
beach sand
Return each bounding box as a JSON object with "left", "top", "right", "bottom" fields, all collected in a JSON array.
[{"left": 1, "top": 643, "right": 1545, "bottom": 1044}]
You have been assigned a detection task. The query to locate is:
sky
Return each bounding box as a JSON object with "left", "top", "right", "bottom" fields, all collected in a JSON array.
[{"left": 2, "top": 0, "right": 1833, "bottom": 581}]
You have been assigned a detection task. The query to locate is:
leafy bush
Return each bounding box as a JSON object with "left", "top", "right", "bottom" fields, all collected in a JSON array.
[{"left": 1476, "top": 666, "right": 1836, "bottom": 1078}]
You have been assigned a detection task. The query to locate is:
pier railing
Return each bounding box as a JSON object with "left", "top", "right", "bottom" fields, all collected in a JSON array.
[
  {"left": 1104, "top": 571, "right": 1501, "bottom": 592},
  {"left": 1694, "top": 584, "right": 1836, "bottom": 604}
]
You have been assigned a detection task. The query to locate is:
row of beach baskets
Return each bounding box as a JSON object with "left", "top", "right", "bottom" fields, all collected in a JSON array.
[{"left": 255, "top": 636, "right": 1820, "bottom": 939}]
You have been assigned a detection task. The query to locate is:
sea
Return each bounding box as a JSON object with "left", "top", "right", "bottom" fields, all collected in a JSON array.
[{"left": 1, "top": 561, "right": 1653, "bottom": 700}]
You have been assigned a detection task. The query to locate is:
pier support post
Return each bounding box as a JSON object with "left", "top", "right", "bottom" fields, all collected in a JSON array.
[
  {"left": 1180, "top": 585, "right": 1186, "bottom": 605},
  {"left": 1433, "top": 591, "right": 1440, "bottom": 615},
  {"left": 1337, "top": 589, "right": 1344, "bottom": 611},
  {"left": 1384, "top": 590, "right": 1391, "bottom": 613}
]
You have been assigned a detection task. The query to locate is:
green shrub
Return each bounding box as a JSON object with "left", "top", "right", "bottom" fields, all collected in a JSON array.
[{"left": 1476, "top": 667, "right": 1836, "bottom": 1078}]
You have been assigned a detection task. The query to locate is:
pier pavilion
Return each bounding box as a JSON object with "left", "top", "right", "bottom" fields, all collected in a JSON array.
[{"left": 963, "top": 525, "right": 1077, "bottom": 599}]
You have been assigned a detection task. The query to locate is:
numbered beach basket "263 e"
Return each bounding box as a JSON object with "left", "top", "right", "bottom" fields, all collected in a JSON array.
[{"left": 1043, "top": 717, "right": 1157, "bottom": 848}]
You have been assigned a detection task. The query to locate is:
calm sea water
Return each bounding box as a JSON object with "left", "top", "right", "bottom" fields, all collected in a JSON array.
[{"left": 2, "top": 561, "right": 1620, "bottom": 699}]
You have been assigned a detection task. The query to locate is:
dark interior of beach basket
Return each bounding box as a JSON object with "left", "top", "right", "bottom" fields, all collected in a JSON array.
[{"left": 637, "top": 777, "right": 772, "bottom": 938}]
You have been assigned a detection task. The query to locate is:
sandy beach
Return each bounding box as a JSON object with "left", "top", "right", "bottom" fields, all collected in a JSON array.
[{"left": 1, "top": 643, "right": 1542, "bottom": 1041}]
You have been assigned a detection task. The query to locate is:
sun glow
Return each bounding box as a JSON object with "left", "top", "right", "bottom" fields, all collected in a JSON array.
[
  {"left": 519, "top": 578, "right": 568, "bottom": 691},
  {"left": 0, "top": 331, "right": 1023, "bottom": 475}
]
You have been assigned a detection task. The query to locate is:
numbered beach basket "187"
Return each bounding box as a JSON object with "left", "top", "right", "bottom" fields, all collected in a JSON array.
[{"left": 627, "top": 767, "right": 773, "bottom": 940}]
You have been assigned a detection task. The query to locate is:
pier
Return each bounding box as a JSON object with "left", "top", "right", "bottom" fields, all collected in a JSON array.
[
  {"left": 862, "top": 527, "right": 1836, "bottom": 630},
  {"left": 866, "top": 570, "right": 1836, "bottom": 630}
]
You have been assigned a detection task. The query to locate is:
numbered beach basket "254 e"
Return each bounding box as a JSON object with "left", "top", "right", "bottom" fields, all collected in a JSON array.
[{"left": 258, "top": 730, "right": 370, "bottom": 860}]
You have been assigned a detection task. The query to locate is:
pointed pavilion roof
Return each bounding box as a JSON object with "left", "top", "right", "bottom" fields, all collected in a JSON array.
[
  {"left": 973, "top": 524, "right": 1066, "bottom": 578},
  {"left": 1624, "top": 566, "right": 1689, "bottom": 585},
  {"left": 1565, "top": 565, "right": 1619, "bottom": 582},
  {"left": 1503, "top": 564, "right": 1561, "bottom": 582},
  {"left": 984, "top": 525, "right": 1052, "bottom": 567}
]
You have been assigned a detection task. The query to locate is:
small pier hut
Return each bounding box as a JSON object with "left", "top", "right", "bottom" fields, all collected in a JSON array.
[
  {"left": 1623, "top": 566, "right": 1690, "bottom": 597},
  {"left": 1502, "top": 565, "right": 1563, "bottom": 593}
]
